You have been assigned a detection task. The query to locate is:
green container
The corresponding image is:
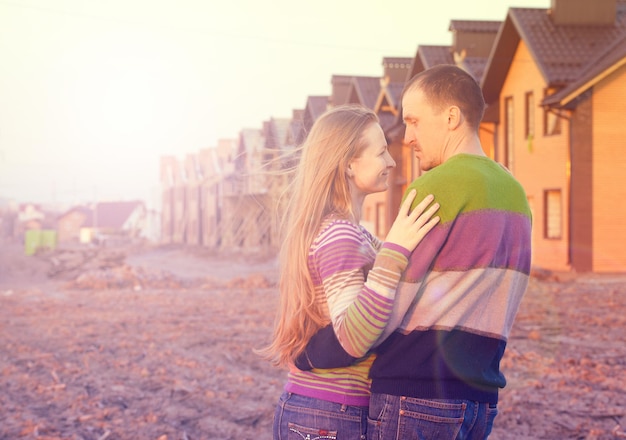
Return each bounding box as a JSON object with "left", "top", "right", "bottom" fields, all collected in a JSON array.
[
  {"left": 24, "top": 229, "right": 57, "bottom": 255},
  {"left": 24, "top": 230, "right": 41, "bottom": 256}
]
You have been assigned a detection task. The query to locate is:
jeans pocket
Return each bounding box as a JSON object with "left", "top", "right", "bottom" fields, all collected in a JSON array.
[
  {"left": 366, "top": 393, "right": 389, "bottom": 440},
  {"left": 287, "top": 422, "right": 338, "bottom": 440},
  {"left": 398, "top": 398, "right": 464, "bottom": 440},
  {"left": 484, "top": 403, "right": 498, "bottom": 437}
]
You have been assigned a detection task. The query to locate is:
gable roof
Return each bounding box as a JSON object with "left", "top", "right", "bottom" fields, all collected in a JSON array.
[
  {"left": 60, "top": 201, "right": 145, "bottom": 230},
  {"left": 303, "top": 95, "right": 329, "bottom": 133},
  {"left": 93, "top": 201, "right": 144, "bottom": 229},
  {"left": 408, "top": 45, "right": 454, "bottom": 80},
  {"left": 543, "top": 33, "right": 626, "bottom": 107},
  {"left": 482, "top": 2, "right": 626, "bottom": 104},
  {"left": 374, "top": 80, "right": 404, "bottom": 131},
  {"left": 346, "top": 76, "right": 381, "bottom": 109}
]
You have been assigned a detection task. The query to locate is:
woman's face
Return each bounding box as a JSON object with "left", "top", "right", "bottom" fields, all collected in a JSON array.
[{"left": 348, "top": 123, "right": 396, "bottom": 197}]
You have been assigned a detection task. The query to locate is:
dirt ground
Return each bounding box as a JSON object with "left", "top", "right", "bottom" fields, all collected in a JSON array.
[{"left": 1, "top": 240, "right": 625, "bottom": 440}]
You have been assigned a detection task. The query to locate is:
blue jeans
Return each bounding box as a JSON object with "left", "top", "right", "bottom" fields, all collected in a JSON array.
[
  {"left": 273, "top": 391, "right": 367, "bottom": 440},
  {"left": 367, "top": 393, "right": 497, "bottom": 440}
]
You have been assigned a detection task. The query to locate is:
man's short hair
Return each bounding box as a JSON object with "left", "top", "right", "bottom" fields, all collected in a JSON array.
[{"left": 402, "top": 64, "right": 485, "bottom": 131}]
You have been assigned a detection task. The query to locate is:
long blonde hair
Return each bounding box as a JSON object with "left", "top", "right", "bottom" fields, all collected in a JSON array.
[{"left": 260, "top": 104, "right": 379, "bottom": 367}]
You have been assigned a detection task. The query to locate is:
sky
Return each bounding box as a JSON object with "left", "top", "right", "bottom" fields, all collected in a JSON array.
[{"left": 0, "top": 0, "right": 550, "bottom": 208}]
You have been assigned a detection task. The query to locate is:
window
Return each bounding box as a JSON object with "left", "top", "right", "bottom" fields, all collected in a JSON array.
[
  {"left": 504, "top": 96, "right": 514, "bottom": 171},
  {"left": 544, "top": 189, "right": 562, "bottom": 239},
  {"left": 525, "top": 92, "right": 535, "bottom": 138},
  {"left": 543, "top": 89, "right": 562, "bottom": 135}
]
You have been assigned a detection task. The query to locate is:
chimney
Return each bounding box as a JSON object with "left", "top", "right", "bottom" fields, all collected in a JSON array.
[
  {"left": 382, "top": 58, "right": 412, "bottom": 83},
  {"left": 549, "top": 0, "right": 617, "bottom": 25},
  {"left": 330, "top": 75, "right": 353, "bottom": 106}
]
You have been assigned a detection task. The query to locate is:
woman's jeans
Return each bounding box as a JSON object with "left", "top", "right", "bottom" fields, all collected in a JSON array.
[
  {"left": 273, "top": 391, "right": 367, "bottom": 440},
  {"left": 367, "top": 393, "right": 498, "bottom": 440}
]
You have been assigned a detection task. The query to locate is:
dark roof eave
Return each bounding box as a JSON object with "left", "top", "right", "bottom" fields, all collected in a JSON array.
[
  {"left": 481, "top": 14, "right": 519, "bottom": 104},
  {"left": 482, "top": 9, "right": 555, "bottom": 104}
]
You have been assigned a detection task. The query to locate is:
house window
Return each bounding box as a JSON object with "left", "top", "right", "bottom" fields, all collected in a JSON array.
[
  {"left": 504, "top": 96, "right": 514, "bottom": 171},
  {"left": 525, "top": 92, "right": 535, "bottom": 138},
  {"left": 543, "top": 89, "right": 562, "bottom": 136},
  {"left": 544, "top": 189, "right": 562, "bottom": 239}
]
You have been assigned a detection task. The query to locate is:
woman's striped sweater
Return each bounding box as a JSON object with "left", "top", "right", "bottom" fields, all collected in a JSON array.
[{"left": 284, "top": 218, "right": 411, "bottom": 407}]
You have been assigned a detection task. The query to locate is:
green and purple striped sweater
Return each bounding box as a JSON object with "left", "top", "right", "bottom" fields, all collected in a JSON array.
[{"left": 299, "top": 154, "right": 532, "bottom": 405}]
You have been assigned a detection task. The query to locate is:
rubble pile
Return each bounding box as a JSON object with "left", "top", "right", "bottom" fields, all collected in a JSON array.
[
  {"left": 35, "top": 246, "right": 275, "bottom": 291},
  {"left": 40, "top": 247, "right": 126, "bottom": 280},
  {"left": 65, "top": 264, "right": 196, "bottom": 290}
]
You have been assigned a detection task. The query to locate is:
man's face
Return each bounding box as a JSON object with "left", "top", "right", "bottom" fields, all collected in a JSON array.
[{"left": 402, "top": 88, "right": 448, "bottom": 172}]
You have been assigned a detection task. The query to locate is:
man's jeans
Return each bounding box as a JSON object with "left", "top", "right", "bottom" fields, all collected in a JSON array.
[
  {"left": 273, "top": 391, "right": 367, "bottom": 440},
  {"left": 367, "top": 393, "right": 497, "bottom": 440}
]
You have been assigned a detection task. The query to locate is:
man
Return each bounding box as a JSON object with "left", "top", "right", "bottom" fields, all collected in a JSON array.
[{"left": 296, "top": 65, "right": 532, "bottom": 439}]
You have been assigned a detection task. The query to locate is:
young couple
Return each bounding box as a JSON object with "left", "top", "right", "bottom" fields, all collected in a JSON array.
[{"left": 261, "top": 65, "right": 532, "bottom": 440}]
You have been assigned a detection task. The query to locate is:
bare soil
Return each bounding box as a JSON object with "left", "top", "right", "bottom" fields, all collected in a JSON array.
[{"left": 1, "top": 240, "right": 625, "bottom": 440}]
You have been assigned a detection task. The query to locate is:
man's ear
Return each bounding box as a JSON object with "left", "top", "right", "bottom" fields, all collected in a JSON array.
[{"left": 447, "top": 106, "right": 462, "bottom": 129}]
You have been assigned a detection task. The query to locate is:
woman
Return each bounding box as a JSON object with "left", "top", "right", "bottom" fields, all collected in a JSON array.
[{"left": 262, "top": 105, "right": 440, "bottom": 439}]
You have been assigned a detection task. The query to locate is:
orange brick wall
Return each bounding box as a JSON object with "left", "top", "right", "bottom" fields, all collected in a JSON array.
[
  {"left": 499, "top": 41, "right": 571, "bottom": 271},
  {"left": 591, "top": 63, "right": 626, "bottom": 271}
]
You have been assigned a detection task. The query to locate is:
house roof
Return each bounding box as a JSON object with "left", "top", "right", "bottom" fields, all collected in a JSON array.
[
  {"left": 482, "top": 2, "right": 626, "bottom": 104},
  {"left": 306, "top": 95, "right": 329, "bottom": 119},
  {"left": 410, "top": 45, "right": 455, "bottom": 79},
  {"left": 93, "top": 201, "right": 144, "bottom": 229},
  {"left": 449, "top": 20, "right": 502, "bottom": 33},
  {"left": 303, "top": 95, "right": 329, "bottom": 132},
  {"left": 543, "top": 33, "right": 626, "bottom": 107},
  {"left": 347, "top": 76, "right": 381, "bottom": 109},
  {"left": 460, "top": 56, "right": 490, "bottom": 84},
  {"left": 60, "top": 201, "right": 145, "bottom": 229}
]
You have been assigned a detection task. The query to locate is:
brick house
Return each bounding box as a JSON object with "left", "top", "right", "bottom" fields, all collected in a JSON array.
[
  {"left": 57, "top": 200, "right": 146, "bottom": 244},
  {"left": 481, "top": 0, "right": 626, "bottom": 272}
]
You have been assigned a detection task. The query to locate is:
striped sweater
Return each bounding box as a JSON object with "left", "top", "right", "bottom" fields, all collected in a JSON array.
[
  {"left": 285, "top": 218, "right": 411, "bottom": 407},
  {"left": 300, "top": 154, "right": 532, "bottom": 404}
]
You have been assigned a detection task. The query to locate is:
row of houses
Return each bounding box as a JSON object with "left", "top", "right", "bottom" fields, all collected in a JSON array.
[
  {"left": 0, "top": 201, "right": 148, "bottom": 251},
  {"left": 160, "top": 0, "right": 626, "bottom": 273}
]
